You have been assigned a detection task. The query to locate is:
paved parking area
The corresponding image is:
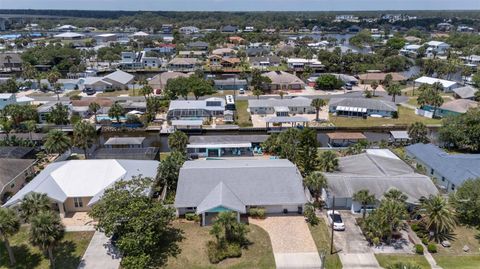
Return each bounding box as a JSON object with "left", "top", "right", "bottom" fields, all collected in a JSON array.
[
  {"left": 249, "top": 215, "right": 322, "bottom": 269},
  {"left": 325, "top": 211, "right": 380, "bottom": 269}
]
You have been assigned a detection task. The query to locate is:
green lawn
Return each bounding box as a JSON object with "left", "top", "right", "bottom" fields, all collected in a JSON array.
[
  {"left": 65, "top": 90, "right": 82, "bottom": 98},
  {"left": 235, "top": 100, "right": 253, "bottom": 127},
  {"left": 164, "top": 221, "right": 275, "bottom": 269},
  {"left": 329, "top": 106, "right": 442, "bottom": 128},
  {"left": 0, "top": 226, "right": 94, "bottom": 269},
  {"left": 160, "top": 152, "right": 171, "bottom": 161},
  {"left": 431, "top": 225, "right": 480, "bottom": 269},
  {"left": 407, "top": 96, "right": 453, "bottom": 107},
  {"left": 308, "top": 220, "right": 342, "bottom": 269},
  {"left": 375, "top": 254, "right": 430, "bottom": 269}
]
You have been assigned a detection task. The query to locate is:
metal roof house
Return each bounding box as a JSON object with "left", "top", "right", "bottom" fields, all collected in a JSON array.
[
  {"left": 329, "top": 97, "right": 397, "bottom": 118},
  {"left": 104, "top": 137, "right": 146, "bottom": 148},
  {"left": 3, "top": 160, "right": 159, "bottom": 216},
  {"left": 248, "top": 97, "right": 315, "bottom": 115},
  {"left": 406, "top": 143, "right": 480, "bottom": 192},
  {"left": 323, "top": 149, "right": 438, "bottom": 213},
  {"left": 175, "top": 159, "right": 308, "bottom": 225},
  {"left": 167, "top": 97, "right": 225, "bottom": 120},
  {"left": 414, "top": 76, "right": 458, "bottom": 92}
]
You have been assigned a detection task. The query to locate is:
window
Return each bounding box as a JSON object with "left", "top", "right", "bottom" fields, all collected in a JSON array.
[
  {"left": 73, "top": 197, "right": 83, "bottom": 208},
  {"left": 442, "top": 177, "right": 445, "bottom": 182},
  {"left": 430, "top": 168, "right": 434, "bottom": 175},
  {"left": 451, "top": 184, "right": 455, "bottom": 191}
]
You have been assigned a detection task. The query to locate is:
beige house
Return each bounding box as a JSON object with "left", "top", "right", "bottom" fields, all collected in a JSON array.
[
  {"left": 3, "top": 160, "right": 158, "bottom": 216},
  {"left": 263, "top": 71, "right": 305, "bottom": 91}
]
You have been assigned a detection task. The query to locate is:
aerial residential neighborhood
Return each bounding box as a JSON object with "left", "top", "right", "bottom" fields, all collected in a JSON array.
[{"left": 0, "top": 4, "right": 480, "bottom": 269}]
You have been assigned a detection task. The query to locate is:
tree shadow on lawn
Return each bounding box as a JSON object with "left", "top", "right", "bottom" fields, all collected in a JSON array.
[
  {"left": 0, "top": 244, "right": 42, "bottom": 269},
  {"left": 54, "top": 241, "right": 82, "bottom": 269}
]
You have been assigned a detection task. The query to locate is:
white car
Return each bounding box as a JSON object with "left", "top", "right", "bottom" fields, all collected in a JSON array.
[{"left": 327, "top": 210, "right": 345, "bottom": 231}]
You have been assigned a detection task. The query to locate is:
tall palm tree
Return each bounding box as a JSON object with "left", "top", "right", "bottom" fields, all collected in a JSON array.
[
  {"left": 24, "top": 120, "right": 37, "bottom": 142},
  {"left": 0, "top": 118, "right": 13, "bottom": 140},
  {"left": 47, "top": 71, "right": 61, "bottom": 101},
  {"left": 30, "top": 211, "right": 65, "bottom": 269},
  {"left": 353, "top": 189, "right": 376, "bottom": 219},
  {"left": 168, "top": 130, "right": 188, "bottom": 153},
  {"left": 420, "top": 195, "right": 457, "bottom": 242},
  {"left": 139, "top": 85, "right": 153, "bottom": 100},
  {"left": 19, "top": 192, "right": 51, "bottom": 222},
  {"left": 108, "top": 102, "right": 124, "bottom": 123},
  {"left": 417, "top": 84, "right": 444, "bottom": 118},
  {"left": 318, "top": 151, "right": 339, "bottom": 172},
  {"left": 380, "top": 199, "right": 408, "bottom": 243},
  {"left": 311, "top": 98, "right": 327, "bottom": 121},
  {"left": 88, "top": 102, "right": 100, "bottom": 124},
  {"left": 304, "top": 172, "right": 328, "bottom": 205},
  {"left": 0, "top": 208, "right": 20, "bottom": 265},
  {"left": 370, "top": 81, "right": 379, "bottom": 97},
  {"left": 73, "top": 121, "right": 96, "bottom": 159},
  {"left": 387, "top": 84, "right": 402, "bottom": 102},
  {"left": 44, "top": 130, "right": 72, "bottom": 154}
]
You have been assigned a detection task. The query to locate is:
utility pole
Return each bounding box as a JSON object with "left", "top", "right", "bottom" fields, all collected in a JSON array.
[{"left": 330, "top": 195, "right": 335, "bottom": 255}]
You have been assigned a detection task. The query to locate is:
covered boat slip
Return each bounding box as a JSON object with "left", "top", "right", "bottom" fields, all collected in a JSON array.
[
  {"left": 326, "top": 132, "right": 367, "bottom": 147},
  {"left": 265, "top": 116, "right": 309, "bottom": 132}
]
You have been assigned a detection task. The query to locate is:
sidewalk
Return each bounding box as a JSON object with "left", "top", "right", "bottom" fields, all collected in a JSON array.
[
  {"left": 407, "top": 227, "right": 443, "bottom": 269},
  {"left": 77, "top": 231, "right": 121, "bottom": 269}
]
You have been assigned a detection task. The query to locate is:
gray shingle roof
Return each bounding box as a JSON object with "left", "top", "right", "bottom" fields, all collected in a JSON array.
[
  {"left": 329, "top": 98, "right": 397, "bottom": 112},
  {"left": 406, "top": 143, "right": 480, "bottom": 186},
  {"left": 453, "top": 86, "right": 478, "bottom": 99},
  {"left": 0, "top": 159, "right": 35, "bottom": 191},
  {"left": 197, "top": 182, "right": 246, "bottom": 213},
  {"left": 248, "top": 97, "right": 312, "bottom": 109},
  {"left": 104, "top": 70, "right": 134, "bottom": 85},
  {"left": 0, "top": 147, "right": 34, "bottom": 159},
  {"left": 175, "top": 159, "right": 307, "bottom": 210},
  {"left": 324, "top": 149, "right": 438, "bottom": 204}
]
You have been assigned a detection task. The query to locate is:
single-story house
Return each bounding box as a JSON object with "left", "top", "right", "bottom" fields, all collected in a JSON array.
[
  {"left": 3, "top": 159, "right": 159, "bottom": 215},
  {"left": 287, "top": 58, "right": 324, "bottom": 71},
  {"left": 329, "top": 98, "right": 397, "bottom": 118},
  {"left": 358, "top": 72, "right": 406, "bottom": 84},
  {"left": 186, "top": 41, "right": 209, "bottom": 51},
  {"left": 70, "top": 97, "right": 112, "bottom": 118},
  {"left": 213, "top": 78, "right": 247, "bottom": 91},
  {"left": 249, "top": 56, "right": 281, "bottom": 69},
  {"left": 437, "top": 99, "right": 478, "bottom": 116},
  {"left": 167, "top": 57, "right": 200, "bottom": 72},
  {"left": 37, "top": 101, "right": 71, "bottom": 123},
  {"left": 414, "top": 76, "right": 459, "bottom": 92},
  {"left": 248, "top": 97, "right": 315, "bottom": 115},
  {"left": 406, "top": 143, "right": 480, "bottom": 192},
  {"left": 167, "top": 97, "right": 225, "bottom": 120},
  {"left": 0, "top": 93, "right": 17, "bottom": 110},
  {"left": 425, "top": 41, "right": 450, "bottom": 56},
  {"left": 389, "top": 130, "right": 411, "bottom": 144},
  {"left": 220, "top": 25, "right": 238, "bottom": 33},
  {"left": 0, "top": 159, "right": 36, "bottom": 204},
  {"left": 453, "top": 85, "right": 478, "bottom": 100},
  {"left": 174, "top": 159, "right": 308, "bottom": 225},
  {"left": 400, "top": 44, "right": 422, "bottom": 56},
  {"left": 94, "top": 33, "right": 117, "bottom": 43},
  {"left": 102, "top": 70, "right": 134, "bottom": 90},
  {"left": 148, "top": 72, "right": 192, "bottom": 91},
  {"left": 53, "top": 32, "right": 85, "bottom": 40},
  {"left": 263, "top": 71, "right": 305, "bottom": 91},
  {"left": 187, "top": 135, "right": 268, "bottom": 158},
  {"left": 323, "top": 149, "right": 438, "bottom": 213}
]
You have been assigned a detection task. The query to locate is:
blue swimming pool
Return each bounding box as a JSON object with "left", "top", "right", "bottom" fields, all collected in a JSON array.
[{"left": 96, "top": 115, "right": 127, "bottom": 122}]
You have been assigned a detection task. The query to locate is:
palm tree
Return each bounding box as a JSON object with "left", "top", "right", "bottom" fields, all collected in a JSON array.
[
  {"left": 88, "top": 102, "right": 101, "bottom": 124},
  {"left": 47, "top": 103, "right": 69, "bottom": 126},
  {"left": 0, "top": 208, "right": 20, "bottom": 265},
  {"left": 387, "top": 84, "right": 402, "bottom": 102},
  {"left": 311, "top": 98, "right": 327, "bottom": 121},
  {"left": 108, "top": 102, "right": 124, "bottom": 123},
  {"left": 139, "top": 85, "right": 153, "bottom": 100},
  {"left": 304, "top": 172, "right": 327, "bottom": 206},
  {"left": 407, "top": 122, "right": 429, "bottom": 144},
  {"left": 24, "top": 120, "right": 37, "bottom": 142},
  {"left": 419, "top": 195, "right": 457, "bottom": 242},
  {"left": 318, "top": 151, "right": 338, "bottom": 172},
  {"left": 417, "top": 84, "right": 444, "bottom": 118},
  {"left": 252, "top": 88, "right": 262, "bottom": 100},
  {"left": 0, "top": 118, "right": 13, "bottom": 139},
  {"left": 278, "top": 91, "right": 285, "bottom": 99},
  {"left": 387, "top": 262, "right": 421, "bottom": 269},
  {"left": 384, "top": 189, "right": 408, "bottom": 203},
  {"left": 353, "top": 189, "right": 376, "bottom": 219},
  {"left": 30, "top": 211, "right": 65, "bottom": 269},
  {"left": 44, "top": 130, "right": 72, "bottom": 154},
  {"left": 73, "top": 121, "right": 96, "bottom": 159},
  {"left": 47, "top": 71, "right": 61, "bottom": 101},
  {"left": 19, "top": 192, "right": 51, "bottom": 222},
  {"left": 168, "top": 130, "right": 188, "bottom": 153},
  {"left": 370, "top": 81, "right": 379, "bottom": 97}
]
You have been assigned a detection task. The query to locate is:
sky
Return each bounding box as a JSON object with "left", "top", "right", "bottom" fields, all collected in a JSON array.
[{"left": 1, "top": 0, "right": 479, "bottom": 11}]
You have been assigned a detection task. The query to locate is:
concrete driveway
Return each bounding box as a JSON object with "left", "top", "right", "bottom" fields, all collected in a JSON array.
[
  {"left": 326, "top": 211, "right": 380, "bottom": 269},
  {"left": 77, "top": 231, "right": 121, "bottom": 269},
  {"left": 249, "top": 215, "right": 322, "bottom": 269}
]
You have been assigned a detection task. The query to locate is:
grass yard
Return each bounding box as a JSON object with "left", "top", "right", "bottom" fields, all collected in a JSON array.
[
  {"left": 164, "top": 220, "right": 275, "bottom": 269},
  {"left": 329, "top": 106, "right": 442, "bottom": 128},
  {"left": 0, "top": 226, "right": 94, "bottom": 269},
  {"left": 308, "top": 220, "right": 342, "bottom": 269},
  {"left": 375, "top": 254, "right": 430, "bottom": 269},
  {"left": 406, "top": 96, "right": 453, "bottom": 107},
  {"left": 65, "top": 90, "right": 82, "bottom": 98},
  {"left": 160, "top": 152, "right": 171, "bottom": 161},
  {"left": 235, "top": 100, "right": 253, "bottom": 127},
  {"left": 431, "top": 225, "right": 480, "bottom": 269}
]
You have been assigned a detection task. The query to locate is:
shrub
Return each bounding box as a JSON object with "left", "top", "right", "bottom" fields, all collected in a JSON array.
[
  {"left": 410, "top": 223, "right": 420, "bottom": 232},
  {"left": 415, "top": 244, "right": 424, "bottom": 255},
  {"left": 185, "top": 213, "right": 200, "bottom": 222},
  {"left": 207, "top": 241, "right": 242, "bottom": 264},
  {"left": 421, "top": 237, "right": 429, "bottom": 245},
  {"left": 427, "top": 243, "right": 437, "bottom": 253},
  {"left": 304, "top": 204, "right": 319, "bottom": 226},
  {"left": 248, "top": 207, "right": 266, "bottom": 219}
]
